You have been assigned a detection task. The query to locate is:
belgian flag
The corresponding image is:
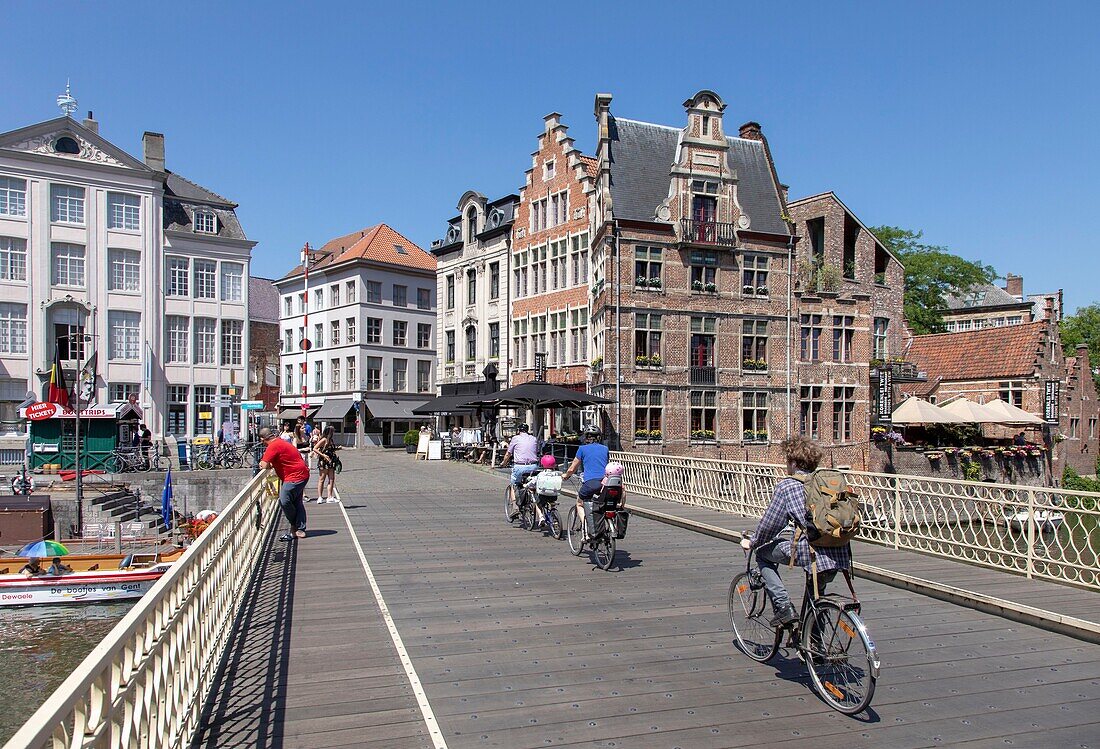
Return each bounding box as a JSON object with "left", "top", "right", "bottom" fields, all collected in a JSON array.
[{"left": 46, "top": 342, "right": 70, "bottom": 407}]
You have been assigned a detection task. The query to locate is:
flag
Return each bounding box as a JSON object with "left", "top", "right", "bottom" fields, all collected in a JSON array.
[
  {"left": 162, "top": 468, "right": 173, "bottom": 530},
  {"left": 78, "top": 351, "right": 97, "bottom": 406},
  {"left": 46, "top": 342, "right": 70, "bottom": 408}
]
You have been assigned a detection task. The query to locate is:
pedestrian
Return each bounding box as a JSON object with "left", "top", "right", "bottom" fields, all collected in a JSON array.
[
  {"left": 258, "top": 426, "right": 310, "bottom": 540},
  {"left": 313, "top": 425, "right": 339, "bottom": 503},
  {"left": 139, "top": 423, "right": 153, "bottom": 469},
  {"left": 279, "top": 423, "right": 295, "bottom": 443}
]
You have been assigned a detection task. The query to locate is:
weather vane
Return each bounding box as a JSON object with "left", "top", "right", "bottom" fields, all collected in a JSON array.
[{"left": 56, "top": 79, "right": 77, "bottom": 117}]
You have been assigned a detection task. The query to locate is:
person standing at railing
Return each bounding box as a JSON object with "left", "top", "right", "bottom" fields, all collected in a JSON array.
[{"left": 258, "top": 427, "right": 311, "bottom": 541}]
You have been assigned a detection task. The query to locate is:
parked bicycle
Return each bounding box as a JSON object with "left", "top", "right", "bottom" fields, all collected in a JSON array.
[
  {"left": 193, "top": 441, "right": 259, "bottom": 470},
  {"left": 565, "top": 475, "right": 628, "bottom": 570},
  {"left": 728, "top": 532, "right": 880, "bottom": 715},
  {"left": 106, "top": 447, "right": 150, "bottom": 473}
]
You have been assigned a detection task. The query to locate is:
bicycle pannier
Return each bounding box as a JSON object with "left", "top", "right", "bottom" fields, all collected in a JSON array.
[
  {"left": 613, "top": 509, "right": 631, "bottom": 539},
  {"left": 794, "top": 469, "right": 860, "bottom": 547}
]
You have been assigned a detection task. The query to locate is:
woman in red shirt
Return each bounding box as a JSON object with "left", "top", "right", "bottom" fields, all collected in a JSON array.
[{"left": 259, "top": 427, "right": 311, "bottom": 540}]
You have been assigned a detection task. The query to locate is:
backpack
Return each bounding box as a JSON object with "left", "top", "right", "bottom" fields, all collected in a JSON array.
[{"left": 793, "top": 469, "right": 860, "bottom": 548}]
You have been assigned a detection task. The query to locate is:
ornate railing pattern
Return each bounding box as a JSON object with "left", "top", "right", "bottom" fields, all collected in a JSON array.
[
  {"left": 611, "top": 451, "right": 1100, "bottom": 590},
  {"left": 4, "top": 470, "right": 279, "bottom": 749}
]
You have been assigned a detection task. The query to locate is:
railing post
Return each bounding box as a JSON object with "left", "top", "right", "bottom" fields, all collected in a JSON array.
[
  {"left": 1026, "top": 489, "right": 1036, "bottom": 579},
  {"left": 892, "top": 479, "right": 902, "bottom": 550}
]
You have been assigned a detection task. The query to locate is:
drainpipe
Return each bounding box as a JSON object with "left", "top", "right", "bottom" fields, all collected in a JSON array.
[
  {"left": 786, "top": 233, "right": 795, "bottom": 438},
  {"left": 614, "top": 220, "right": 622, "bottom": 448}
]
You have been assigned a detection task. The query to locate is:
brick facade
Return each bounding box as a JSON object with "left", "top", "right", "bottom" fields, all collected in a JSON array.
[{"left": 1063, "top": 345, "right": 1099, "bottom": 476}]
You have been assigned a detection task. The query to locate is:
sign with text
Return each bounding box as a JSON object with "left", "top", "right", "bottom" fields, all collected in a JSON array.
[
  {"left": 25, "top": 402, "right": 59, "bottom": 421},
  {"left": 876, "top": 368, "right": 893, "bottom": 423},
  {"left": 534, "top": 352, "right": 547, "bottom": 382},
  {"left": 1043, "top": 380, "right": 1060, "bottom": 423},
  {"left": 240, "top": 400, "right": 264, "bottom": 411}
]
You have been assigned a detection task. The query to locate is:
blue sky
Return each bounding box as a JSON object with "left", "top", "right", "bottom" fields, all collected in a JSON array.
[{"left": 2, "top": 0, "right": 1097, "bottom": 313}]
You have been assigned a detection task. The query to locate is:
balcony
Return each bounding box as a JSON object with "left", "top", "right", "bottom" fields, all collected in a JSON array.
[
  {"left": 680, "top": 218, "right": 737, "bottom": 247},
  {"left": 870, "top": 358, "right": 926, "bottom": 382},
  {"left": 689, "top": 366, "right": 717, "bottom": 386}
]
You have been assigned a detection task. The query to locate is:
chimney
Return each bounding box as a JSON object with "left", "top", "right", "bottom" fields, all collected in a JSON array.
[
  {"left": 82, "top": 111, "right": 98, "bottom": 134},
  {"left": 1004, "top": 273, "right": 1023, "bottom": 300},
  {"left": 739, "top": 121, "right": 763, "bottom": 141},
  {"left": 142, "top": 131, "right": 165, "bottom": 172}
]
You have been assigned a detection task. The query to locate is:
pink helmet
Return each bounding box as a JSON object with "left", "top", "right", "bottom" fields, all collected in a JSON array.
[
  {"left": 605, "top": 461, "right": 625, "bottom": 477},
  {"left": 540, "top": 454, "right": 557, "bottom": 469}
]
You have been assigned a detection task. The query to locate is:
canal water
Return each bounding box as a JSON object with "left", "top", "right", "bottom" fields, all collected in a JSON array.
[{"left": 0, "top": 602, "right": 131, "bottom": 745}]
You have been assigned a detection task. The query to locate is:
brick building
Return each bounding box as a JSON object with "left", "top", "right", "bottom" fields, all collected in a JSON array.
[
  {"left": 1064, "top": 344, "right": 1099, "bottom": 476},
  {"left": 587, "top": 90, "right": 906, "bottom": 465},
  {"left": 940, "top": 273, "right": 1063, "bottom": 332},
  {"left": 248, "top": 276, "right": 280, "bottom": 410}
]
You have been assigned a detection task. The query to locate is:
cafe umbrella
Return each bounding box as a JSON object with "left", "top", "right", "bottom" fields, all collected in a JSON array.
[
  {"left": 462, "top": 381, "right": 614, "bottom": 411},
  {"left": 17, "top": 540, "right": 71, "bottom": 558}
]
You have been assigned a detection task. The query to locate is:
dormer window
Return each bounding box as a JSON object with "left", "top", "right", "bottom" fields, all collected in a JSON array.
[
  {"left": 54, "top": 136, "right": 80, "bottom": 155},
  {"left": 194, "top": 208, "right": 217, "bottom": 234},
  {"left": 692, "top": 180, "right": 719, "bottom": 195},
  {"left": 466, "top": 209, "right": 478, "bottom": 241},
  {"left": 544, "top": 160, "right": 556, "bottom": 180}
]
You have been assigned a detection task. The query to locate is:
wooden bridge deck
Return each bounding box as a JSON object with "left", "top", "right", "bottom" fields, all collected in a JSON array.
[{"left": 195, "top": 450, "right": 1100, "bottom": 749}]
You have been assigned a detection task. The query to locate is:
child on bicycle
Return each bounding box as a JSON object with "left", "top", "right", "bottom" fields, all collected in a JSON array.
[{"left": 740, "top": 436, "right": 852, "bottom": 627}]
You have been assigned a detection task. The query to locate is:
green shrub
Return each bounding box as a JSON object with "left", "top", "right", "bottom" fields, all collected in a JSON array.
[
  {"left": 404, "top": 429, "right": 420, "bottom": 447},
  {"left": 1063, "top": 466, "right": 1100, "bottom": 493}
]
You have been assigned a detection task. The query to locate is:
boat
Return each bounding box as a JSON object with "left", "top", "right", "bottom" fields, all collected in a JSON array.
[
  {"left": 1006, "top": 509, "right": 1065, "bottom": 533},
  {"left": 0, "top": 550, "right": 183, "bottom": 607}
]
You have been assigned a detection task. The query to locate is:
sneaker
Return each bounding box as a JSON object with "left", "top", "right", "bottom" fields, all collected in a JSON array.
[
  {"left": 278, "top": 532, "right": 293, "bottom": 542},
  {"left": 768, "top": 603, "right": 798, "bottom": 628}
]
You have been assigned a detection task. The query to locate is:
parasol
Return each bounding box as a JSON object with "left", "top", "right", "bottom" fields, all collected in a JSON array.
[{"left": 17, "top": 540, "right": 70, "bottom": 558}]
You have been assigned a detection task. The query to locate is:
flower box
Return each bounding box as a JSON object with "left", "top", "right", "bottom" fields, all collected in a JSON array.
[
  {"left": 756, "top": 286, "right": 768, "bottom": 296},
  {"left": 742, "top": 285, "right": 755, "bottom": 294},
  {"left": 648, "top": 278, "right": 663, "bottom": 289},
  {"left": 705, "top": 282, "right": 718, "bottom": 293},
  {"left": 692, "top": 280, "right": 705, "bottom": 291},
  {"left": 691, "top": 429, "right": 716, "bottom": 441}
]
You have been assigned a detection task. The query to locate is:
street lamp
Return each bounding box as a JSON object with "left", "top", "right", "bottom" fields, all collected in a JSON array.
[{"left": 61, "top": 332, "right": 96, "bottom": 531}]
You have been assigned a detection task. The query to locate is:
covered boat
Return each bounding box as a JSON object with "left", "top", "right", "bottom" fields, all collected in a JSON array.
[{"left": 0, "top": 550, "right": 182, "bottom": 607}]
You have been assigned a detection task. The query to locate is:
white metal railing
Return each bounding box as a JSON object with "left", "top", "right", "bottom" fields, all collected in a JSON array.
[
  {"left": 611, "top": 451, "right": 1100, "bottom": 591},
  {"left": 4, "top": 470, "right": 279, "bottom": 749}
]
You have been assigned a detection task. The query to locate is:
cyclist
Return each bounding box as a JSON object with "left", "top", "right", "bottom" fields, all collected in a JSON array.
[
  {"left": 529, "top": 453, "right": 560, "bottom": 525},
  {"left": 500, "top": 423, "right": 540, "bottom": 519},
  {"left": 560, "top": 424, "right": 609, "bottom": 541},
  {"left": 740, "top": 436, "right": 852, "bottom": 627}
]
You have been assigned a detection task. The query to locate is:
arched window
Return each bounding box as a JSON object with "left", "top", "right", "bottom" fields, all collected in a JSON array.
[
  {"left": 466, "top": 326, "right": 477, "bottom": 361},
  {"left": 466, "top": 209, "right": 478, "bottom": 241},
  {"left": 55, "top": 136, "right": 80, "bottom": 154}
]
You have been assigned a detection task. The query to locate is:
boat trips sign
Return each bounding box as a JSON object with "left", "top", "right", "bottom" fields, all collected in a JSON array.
[{"left": 21, "top": 402, "right": 116, "bottom": 419}]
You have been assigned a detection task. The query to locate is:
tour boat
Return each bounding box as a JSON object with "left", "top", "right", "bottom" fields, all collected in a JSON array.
[
  {"left": 0, "top": 550, "right": 182, "bottom": 607},
  {"left": 1006, "top": 509, "right": 1065, "bottom": 533}
]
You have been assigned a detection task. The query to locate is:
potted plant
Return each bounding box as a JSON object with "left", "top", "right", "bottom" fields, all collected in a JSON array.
[
  {"left": 743, "top": 429, "right": 755, "bottom": 441},
  {"left": 691, "top": 429, "right": 716, "bottom": 441},
  {"left": 692, "top": 280, "right": 705, "bottom": 291},
  {"left": 755, "top": 430, "right": 769, "bottom": 442},
  {"left": 756, "top": 286, "right": 768, "bottom": 296},
  {"left": 635, "top": 429, "right": 650, "bottom": 441},
  {"left": 925, "top": 451, "right": 943, "bottom": 462},
  {"left": 649, "top": 354, "right": 662, "bottom": 367},
  {"left": 635, "top": 275, "right": 648, "bottom": 288},
  {"left": 706, "top": 282, "right": 718, "bottom": 293},
  {"left": 649, "top": 429, "right": 662, "bottom": 441},
  {"left": 403, "top": 429, "right": 419, "bottom": 454},
  {"left": 590, "top": 356, "right": 603, "bottom": 371},
  {"left": 648, "top": 277, "right": 663, "bottom": 289},
  {"left": 742, "top": 284, "right": 755, "bottom": 295}
]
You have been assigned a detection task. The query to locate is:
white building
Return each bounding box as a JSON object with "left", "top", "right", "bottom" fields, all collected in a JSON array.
[
  {"left": 430, "top": 191, "right": 516, "bottom": 420},
  {"left": 0, "top": 105, "right": 255, "bottom": 439},
  {"left": 275, "top": 224, "right": 437, "bottom": 446}
]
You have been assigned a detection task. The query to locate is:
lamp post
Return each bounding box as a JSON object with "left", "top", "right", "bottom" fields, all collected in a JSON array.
[{"left": 63, "top": 332, "right": 96, "bottom": 532}]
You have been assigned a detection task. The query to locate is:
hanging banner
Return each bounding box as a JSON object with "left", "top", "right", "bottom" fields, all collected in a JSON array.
[
  {"left": 1043, "top": 380, "right": 1060, "bottom": 423},
  {"left": 876, "top": 368, "right": 893, "bottom": 423},
  {"left": 534, "top": 352, "right": 547, "bottom": 382}
]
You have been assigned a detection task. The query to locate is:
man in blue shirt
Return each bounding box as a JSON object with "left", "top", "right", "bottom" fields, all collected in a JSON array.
[{"left": 561, "top": 425, "right": 609, "bottom": 541}]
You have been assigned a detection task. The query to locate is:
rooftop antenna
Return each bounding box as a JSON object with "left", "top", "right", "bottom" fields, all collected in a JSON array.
[{"left": 56, "top": 80, "right": 77, "bottom": 117}]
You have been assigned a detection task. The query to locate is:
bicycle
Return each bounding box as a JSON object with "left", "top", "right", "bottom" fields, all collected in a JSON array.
[
  {"left": 728, "top": 532, "right": 880, "bottom": 715},
  {"left": 107, "top": 447, "right": 148, "bottom": 474},
  {"left": 501, "top": 466, "right": 537, "bottom": 524},
  {"left": 565, "top": 477, "right": 626, "bottom": 571},
  {"left": 520, "top": 471, "right": 564, "bottom": 539}
]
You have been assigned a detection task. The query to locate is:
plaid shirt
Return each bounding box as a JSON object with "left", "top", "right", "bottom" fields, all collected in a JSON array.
[{"left": 752, "top": 475, "right": 852, "bottom": 572}]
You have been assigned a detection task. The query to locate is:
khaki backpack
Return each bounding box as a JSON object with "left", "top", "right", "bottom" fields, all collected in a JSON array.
[{"left": 793, "top": 469, "right": 861, "bottom": 548}]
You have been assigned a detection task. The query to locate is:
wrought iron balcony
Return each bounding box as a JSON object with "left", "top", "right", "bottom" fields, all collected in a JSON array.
[
  {"left": 680, "top": 218, "right": 737, "bottom": 247},
  {"left": 689, "top": 366, "right": 717, "bottom": 386}
]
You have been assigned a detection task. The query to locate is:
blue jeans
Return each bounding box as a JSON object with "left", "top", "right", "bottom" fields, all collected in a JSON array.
[
  {"left": 756, "top": 543, "right": 836, "bottom": 614},
  {"left": 510, "top": 463, "right": 538, "bottom": 486},
  {"left": 279, "top": 479, "right": 307, "bottom": 532}
]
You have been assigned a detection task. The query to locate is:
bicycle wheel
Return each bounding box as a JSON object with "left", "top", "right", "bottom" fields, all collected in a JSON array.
[
  {"left": 194, "top": 450, "right": 214, "bottom": 470},
  {"left": 594, "top": 532, "right": 616, "bottom": 570},
  {"left": 728, "top": 572, "right": 781, "bottom": 662},
  {"left": 104, "top": 453, "right": 121, "bottom": 474},
  {"left": 566, "top": 506, "right": 585, "bottom": 556},
  {"left": 548, "top": 507, "right": 563, "bottom": 540},
  {"left": 241, "top": 445, "right": 259, "bottom": 468},
  {"left": 224, "top": 449, "right": 244, "bottom": 469},
  {"left": 519, "top": 496, "right": 535, "bottom": 531},
  {"left": 801, "top": 601, "right": 879, "bottom": 715},
  {"left": 504, "top": 484, "right": 516, "bottom": 524},
  {"left": 151, "top": 453, "right": 164, "bottom": 471}
]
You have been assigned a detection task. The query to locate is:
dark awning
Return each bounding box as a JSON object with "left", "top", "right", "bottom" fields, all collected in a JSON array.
[
  {"left": 411, "top": 394, "right": 480, "bottom": 415},
  {"left": 314, "top": 398, "right": 355, "bottom": 420},
  {"left": 278, "top": 405, "right": 319, "bottom": 420},
  {"left": 464, "top": 382, "right": 614, "bottom": 410},
  {"left": 364, "top": 399, "right": 425, "bottom": 420}
]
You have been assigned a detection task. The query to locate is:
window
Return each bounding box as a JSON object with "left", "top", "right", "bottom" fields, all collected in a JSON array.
[
  {"left": 167, "top": 385, "right": 188, "bottom": 437},
  {"left": 513, "top": 251, "right": 528, "bottom": 298},
  {"left": 393, "top": 358, "right": 407, "bottom": 392},
  {"left": 800, "top": 314, "right": 822, "bottom": 362},
  {"left": 0, "top": 177, "right": 27, "bottom": 217},
  {"left": 873, "top": 318, "right": 889, "bottom": 360},
  {"left": 635, "top": 312, "right": 662, "bottom": 365},
  {"left": 1069, "top": 417, "right": 1079, "bottom": 438},
  {"left": 742, "top": 391, "right": 769, "bottom": 442},
  {"left": 549, "top": 311, "right": 566, "bottom": 365},
  {"left": 571, "top": 233, "right": 589, "bottom": 285},
  {"left": 194, "top": 260, "right": 216, "bottom": 298},
  {"left": 544, "top": 160, "right": 555, "bottom": 180},
  {"left": 167, "top": 257, "right": 189, "bottom": 296},
  {"left": 417, "top": 360, "right": 431, "bottom": 392},
  {"left": 330, "top": 358, "right": 341, "bottom": 390},
  {"left": 51, "top": 184, "right": 85, "bottom": 224},
  {"left": 635, "top": 389, "right": 663, "bottom": 439},
  {"left": 109, "top": 311, "right": 141, "bottom": 360},
  {"left": 330, "top": 320, "right": 340, "bottom": 346},
  {"left": 366, "top": 318, "right": 381, "bottom": 344},
  {"left": 466, "top": 209, "right": 478, "bottom": 241},
  {"left": 843, "top": 214, "right": 859, "bottom": 279},
  {"left": 366, "top": 280, "right": 381, "bottom": 304},
  {"left": 690, "top": 316, "right": 716, "bottom": 367},
  {"left": 417, "top": 287, "right": 431, "bottom": 310},
  {"left": 366, "top": 357, "right": 382, "bottom": 391},
  {"left": 394, "top": 284, "right": 407, "bottom": 308},
  {"left": 194, "top": 318, "right": 216, "bottom": 364},
  {"left": 346, "top": 357, "right": 357, "bottom": 389},
  {"left": 166, "top": 316, "right": 189, "bottom": 363},
  {"left": 999, "top": 380, "right": 1025, "bottom": 408},
  {"left": 570, "top": 308, "right": 588, "bottom": 363},
  {"left": 807, "top": 217, "right": 825, "bottom": 265},
  {"left": 690, "top": 391, "right": 717, "bottom": 440},
  {"left": 635, "top": 246, "right": 662, "bottom": 289},
  {"left": 52, "top": 243, "right": 85, "bottom": 286},
  {"left": 833, "top": 387, "right": 855, "bottom": 442},
  {"left": 0, "top": 237, "right": 26, "bottom": 281},
  {"left": 692, "top": 180, "right": 719, "bottom": 196},
  {"left": 194, "top": 386, "right": 215, "bottom": 435},
  {"left": 315, "top": 361, "right": 324, "bottom": 392},
  {"left": 832, "top": 315, "right": 854, "bottom": 363},
  {"left": 742, "top": 319, "right": 768, "bottom": 371},
  {"left": 446, "top": 275, "right": 455, "bottom": 309},
  {"left": 394, "top": 320, "right": 408, "bottom": 347},
  {"left": 193, "top": 209, "right": 217, "bottom": 234},
  {"left": 346, "top": 318, "right": 356, "bottom": 343},
  {"left": 314, "top": 288, "right": 324, "bottom": 310},
  {"left": 284, "top": 297, "right": 293, "bottom": 317},
  {"left": 1089, "top": 418, "right": 1097, "bottom": 439},
  {"left": 298, "top": 293, "right": 306, "bottom": 313},
  {"left": 489, "top": 322, "right": 500, "bottom": 359},
  {"left": 346, "top": 280, "right": 357, "bottom": 303},
  {"left": 0, "top": 303, "right": 27, "bottom": 353},
  {"left": 690, "top": 250, "right": 718, "bottom": 291},
  {"left": 531, "top": 197, "right": 546, "bottom": 233},
  {"left": 284, "top": 329, "right": 293, "bottom": 352},
  {"left": 1006, "top": 316, "right": 1022, "bottom": 325},
  {"left": 314, "top": 323, "right": 323, "bottom": 349},
  {"left": 489, "top": 263, "right": 500, "bottom": 300},
  {"left": 107, "top": 193, "right": 141, "bottom": 230},
  {"left": 742, "top": 254, "right": 768, "bottom": 296},
  {"left": 465, "top": 326, "right": 477, "bottom": 360},
  {"left": 221, "top": 263, "right": 243, "bottom": 302},
  {"left": 108, "top": 383, "right": 140, "bottom": 402},
  {"left": 445, "top": 330, "right": 456, "bottom": 362},
  {"left": 550, "top": 240, "right": 567, "bottom": 290},
  {"left": 874, "top": 243, "right": 889, "bottom": 285},
  {"left": 221, "top": 319, "right": 243, "bottom": 365},
  {"left": 284, "top": 365, "right": 294, "bottom": 393},
  {"left": 466, "top": 269, "right": 476, "bottom": 306},
  {"left": 331, "top": 284, "right": 340, "bottom": 306},
  {"left": 800, "top": 386, "right": 823, "bottom": 439},
  {"left": 417, "top": 323, "right": 432, "bottom": 349}
]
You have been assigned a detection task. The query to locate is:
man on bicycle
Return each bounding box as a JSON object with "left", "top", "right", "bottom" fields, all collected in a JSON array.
[
  {"left": 500, "top": 423, "right": 539, "bottom": 519},
  {"left": 561, "top": 425, "right": 609, "bottom": 541},
  {"left": 740, "top": 436, "right": 852, "bottom": 627}
]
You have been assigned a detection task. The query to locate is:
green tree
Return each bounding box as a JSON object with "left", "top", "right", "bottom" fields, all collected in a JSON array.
[
  {"left": 870, "top": 226, "right": 998, "bottom": 335},
  {"left": 1060, "top": 303, "right": 1100, "bottom": 389}
]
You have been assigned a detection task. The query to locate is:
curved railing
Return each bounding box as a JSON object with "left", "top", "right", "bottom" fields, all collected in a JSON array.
[
  {"left": 611, "top": 451, "right": 1100, "bottom": 590},
  {"left": 3, "top": 469, "right": 279, "bottom": 749}
]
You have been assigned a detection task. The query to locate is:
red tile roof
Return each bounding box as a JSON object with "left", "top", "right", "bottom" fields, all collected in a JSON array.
[
  {"left": 578, "top": 155, "right": 598, "bottom": 180},
  {"left": 285, "top": 224, "right": 436, "bottom": 276},
  {"left": 906, "top": 322, "right": 1047, "bottom": 382}
]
